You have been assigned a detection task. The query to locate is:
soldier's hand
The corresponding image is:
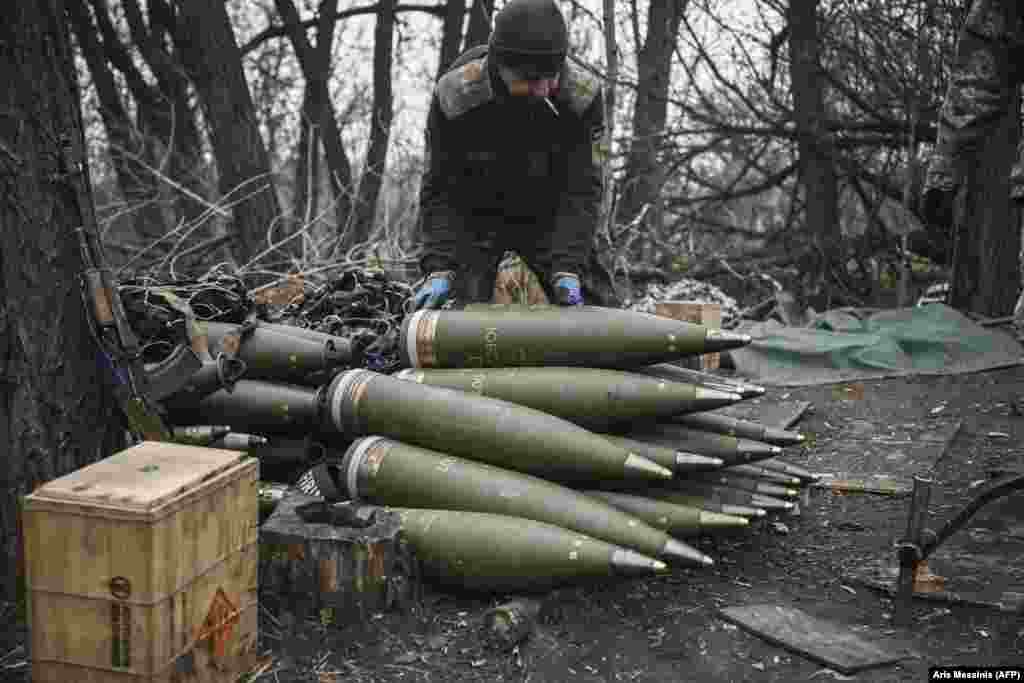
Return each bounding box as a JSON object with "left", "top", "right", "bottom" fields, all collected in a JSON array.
[
  {"left": 553, "top": 273, "right": 583, "bottom": 306},
  {"left": 412, "top": 272, "right": 454, "bottom": 310},
  {"left": 921, "top": 188, "right": 955, "bottom": 229}
]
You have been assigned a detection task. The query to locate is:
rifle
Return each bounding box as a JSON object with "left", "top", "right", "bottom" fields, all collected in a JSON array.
[{"left": 57, "top": 133, "right": 200, "bottom": 440}]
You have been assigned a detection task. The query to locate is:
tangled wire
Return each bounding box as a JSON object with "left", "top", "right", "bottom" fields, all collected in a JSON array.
[
  {"left": 119, "top": 266, "right": 416, "bottom": 372},
  {"left": 273, "top": 269, "right": 415, "bottom": 373}
]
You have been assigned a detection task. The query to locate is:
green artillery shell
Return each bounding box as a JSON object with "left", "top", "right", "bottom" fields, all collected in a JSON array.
[
  {"left": 170, "top": 424, "right": 232, "bottom": 446},
  {"left": 343, "top": 436, "right": 712, "bottom": 567},
  {"left": 393, "top": 367, "right": 741, "bottom": 429},
  {"left": 400, "top": 306, "right": 751, "bottom": 370},
  {"left": 163, "top": 379, "right": 321, "bottom": 436},
  {"left": 622, "top": 423, "right": 781, "bottom": 465},
  {"left": 622, "top": 489, "right": 766, "bottom": 518},
  {"left": 668, "top": 412, "right": 805, "bottom": 446},
  {"left": 633, "top": 363, "right": 765, "bottom": 399},
  {"left": 648, "top": 480, "right": 762, "bottom": 505},
  {"left": 688, "top": 472, "right": 799, "bottom": 498},
  {"left": 259, "top": 322, "right": 345, "bottom": 345},
  {"left": 750, "top": 493, "right": 797, "bottom": 511},
  {"left": 208, "top": 433, "right": 269, "bottom": 451},
  {"left": 724, "top": 464, "right": 802, "bottom": 486},
  {"left": 325, "top": 370, "right": 672, "bottom": 483},
  {"left": 651, "top": 480, "right": 794, "bottom": 511},
  {"left": 174, "top": 359, "right": 245, "bottom": 400},
  {"left": 205, "top": 321, "right": 354, "bottom": 385},
  {"left": 757, "top": 458, "right": 819, "bottom": 482},
  {"left": 390, "top": 507, "right": 668, "bottom": 592},
  {"left": 602, "top": 434, "right": 724, "bottom": 473},
  {"left": 583, "top": 490, "right": 749, "bottom": 536}
]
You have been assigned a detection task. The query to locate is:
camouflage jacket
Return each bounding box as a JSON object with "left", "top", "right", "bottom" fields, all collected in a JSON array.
[
  {"left": 924, "top": 0, "right": 1024, "bottom": 203},
  {"left": 418, "top": 46, "right": 605, "bottom": 277}
]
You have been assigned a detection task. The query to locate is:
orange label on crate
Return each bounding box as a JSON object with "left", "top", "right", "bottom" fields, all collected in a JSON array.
[{"left": 196, "top": 588, "right": 240, "bottom": 660}]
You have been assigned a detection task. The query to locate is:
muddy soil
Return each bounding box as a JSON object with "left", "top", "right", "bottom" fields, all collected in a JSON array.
[{"left": 5, "top": 366, "right": 1024, "bottom": 682}]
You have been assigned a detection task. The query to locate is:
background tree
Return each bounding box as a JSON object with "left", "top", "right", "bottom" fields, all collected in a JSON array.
[
  {"left": 277, "top": 0, "right": 357, "bottom": 245},
  {"left": 462, "top": 0, "right": 494, "bottom": 50},
  {"left": 786, "top": 0, "right": 839, "bottom": 303},
  {"left": 616, "top": 0, "right": 688, "bottom": 251},
  {"left": 172, "top": 0, "right": 283, "bottom": 267},
  {"left": 0, "top": 0, "right": 123, "bottom": 595}
]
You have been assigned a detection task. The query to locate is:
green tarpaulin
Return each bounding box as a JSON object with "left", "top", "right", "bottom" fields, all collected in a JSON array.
[{"left": 730, "top": 304, "right": 1023, "bottom": 386}]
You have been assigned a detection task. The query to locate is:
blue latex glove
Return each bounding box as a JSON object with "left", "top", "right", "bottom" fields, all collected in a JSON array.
[
  {"left": 553, "top": 273, "right": 583, "bottom": 306},
  {"left": 412, "top": 272, "right": 453, "bottom": 310}
]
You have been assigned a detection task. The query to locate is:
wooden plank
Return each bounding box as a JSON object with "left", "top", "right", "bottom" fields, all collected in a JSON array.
[{"left": 718, "top": 604, "right": 911, "bottom": 675}]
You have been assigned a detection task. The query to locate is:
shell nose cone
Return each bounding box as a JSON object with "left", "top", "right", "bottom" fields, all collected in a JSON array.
[
  {"left": 703, "top": 329, "right": 753, "bottom": 351},
  {"left": 661, "top": 537, "right": 714, "bottom": 567},
  {"left": 675, "top": 453, "right": 724, "bottom": 471},
  {"left": 693, "top": 387, "right": 744, "bottom": 407},
  {"left": 624, "top": 453, "right": 674, "bottom": 481},
  {"left": 611, "top": 548, "right": 669, "bottom": 575}
]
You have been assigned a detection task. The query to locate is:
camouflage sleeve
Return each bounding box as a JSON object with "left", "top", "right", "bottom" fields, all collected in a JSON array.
[
  {"left": 547, "top": 88, "right": 605, "bottom": 277},
  {"left": 418, "top": 95, "right": 466, "bottom": 275},
  {"left": 924, "top": 0, "right": 1023, "bottom": 197}
]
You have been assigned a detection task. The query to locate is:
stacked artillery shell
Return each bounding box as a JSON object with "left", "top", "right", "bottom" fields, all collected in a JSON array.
[
  {"left": 393, "top": 367, "right": 742, "bottom": 430},
  {"left": 602, "top": 434, "right": 724, "bottom": 474},
  {"left": 204, "top": 321, "right": 356, "bottom": 385},
  {"left": 162, "top": 379, "right": 321, "bottom": 436},
  {"left": 400, "top": 305, "right": 751, "bottom": 370},
  {"left": 619, "top": 423, "right": 782, "bottom": 466},
  {"left": 645, "top": 481, "right": 795, "bottom": 512},
  {"left": 390, "top": 508, "right": 668, "bottom": 591},
  {"left": 666, "top": 411, "right": 804, "bottom": 446},
  {"left": 340, "top": 436, "right": 713, "bottom": 567},
  {"left": 582, "top": 490, "right": 749, "bottom": 537},
  {"left": 171, "top": 424, "right": 232, "bottom": 446},
  {"left": 634, "top": 363, "right": 765, "bottom": 399},
  {"left": 323, "top": 369, "right": 673, "bottom": 483},
  {"left": 207, "top": 432, "right": 269, "bottom": 451}
]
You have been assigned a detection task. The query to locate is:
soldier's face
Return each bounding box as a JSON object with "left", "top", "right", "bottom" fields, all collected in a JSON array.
[{"left": 498, "top": 65, "right": 560, "bottom": 98}]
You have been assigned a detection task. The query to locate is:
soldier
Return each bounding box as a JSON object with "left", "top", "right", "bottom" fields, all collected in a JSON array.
[
  {"left": 411, "top": 0, "right": 605, "bottom": 310},
  {"left": 921, "top": 0, "right": 1024, "bottom": 298}
]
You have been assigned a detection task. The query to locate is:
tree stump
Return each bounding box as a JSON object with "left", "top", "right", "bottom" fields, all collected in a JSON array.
[{"left": 259, "top": 491, "right": 419, "bottom": 625}]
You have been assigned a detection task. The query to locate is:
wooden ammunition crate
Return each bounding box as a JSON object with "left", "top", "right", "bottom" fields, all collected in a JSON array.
[
  {"left": 655, "top": 301, "right": 723, "bottom": 370},
  {"left": 22, "top": 441, "right": 260, "bottom": 683}
]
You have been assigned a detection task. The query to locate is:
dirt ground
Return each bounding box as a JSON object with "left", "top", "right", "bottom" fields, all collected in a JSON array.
[{"left": 5, "top": 364, "right": 1024, "bottom": 682}]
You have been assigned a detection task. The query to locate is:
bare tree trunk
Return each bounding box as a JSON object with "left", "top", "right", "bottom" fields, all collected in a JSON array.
[
  {"left": 67, "top": 0, "right": 169, "bottom": 249},
  {"left": 617, "top": 0, "right": 686, "bottom": 260},
  {"left": 787, "top": 0, "right": 839, "bottom": 305},
  {"left": 294, "top": 86, "right": 322, "bottom": 234},
  {"left": 462, "top": 0, "right": 494, "bottom": 51},
  {"left": 277, "top": 0, "right": 356, "bottom": 242},
  {"left": 436, "top": 0, "right": 466, "bottom": 78},
  {"left": 950, "top": 88, "right": 1022, "bottom": 316},
  {"left": 344, "top": 0, "right": 396, "bottom": 252},
  {"left": 125, "top": 0, "right": 208, "bottom": 228},
  {"left": 0, "top": 0, "right": 122, "bottom": 597},
  {"left": 172, "top": 0, "right": 282, "bottom": 267},
  {"left": 598, "top": 0, "right": 619, "bottom": 243}
]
